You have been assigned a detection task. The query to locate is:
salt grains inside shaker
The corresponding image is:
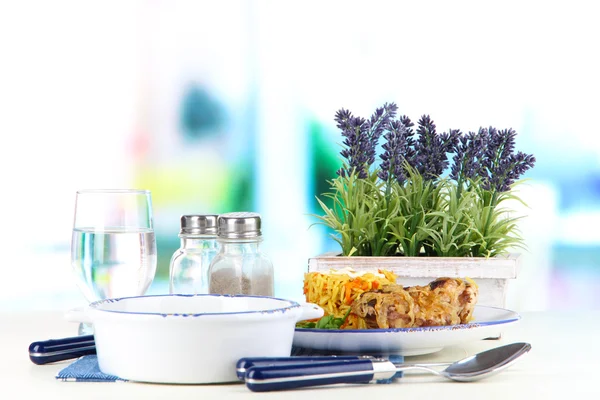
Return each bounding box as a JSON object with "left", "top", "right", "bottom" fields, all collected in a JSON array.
[{"left": 207, "top": 212, "right": 274, "bottom": 296}]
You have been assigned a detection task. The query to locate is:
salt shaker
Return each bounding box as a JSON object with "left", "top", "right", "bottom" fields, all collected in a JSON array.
[
  {"left": 169, "top": 215, "right": 219, "bottom": 294},
  {"left": 208, "top": 212, "right": 274, "bottom": 296}
]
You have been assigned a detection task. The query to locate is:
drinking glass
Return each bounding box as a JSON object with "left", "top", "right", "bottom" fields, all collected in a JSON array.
[{"left": 71, "top": 189, "right": 157, "bottom": 334}]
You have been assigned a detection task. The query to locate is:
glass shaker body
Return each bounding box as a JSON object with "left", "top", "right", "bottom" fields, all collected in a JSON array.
[
  {"left": 207, "top": 212, "right": 274, "bottom": 296},
  {"left": 169, "top": 215, "right": 218, "bottom": 294},
  {"left": 169, "top": 234, "right": 218, "bottom": 294},
  {"left": 208, "top": 238, "right": 274, "bottom": 296}
]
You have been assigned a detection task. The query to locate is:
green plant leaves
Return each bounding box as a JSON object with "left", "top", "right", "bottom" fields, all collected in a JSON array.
[{"left": 313, "top": 165, "right": 528, "bottom": 257}]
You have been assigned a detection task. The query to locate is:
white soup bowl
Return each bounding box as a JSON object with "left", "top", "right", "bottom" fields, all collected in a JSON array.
[{"left": 67, "top": 294, "right": 323, "bottom": 384}]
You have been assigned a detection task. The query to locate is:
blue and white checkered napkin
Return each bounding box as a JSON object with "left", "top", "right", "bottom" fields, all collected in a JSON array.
[
  {"left": 56, "top": 349, "right": 404, "bottom": 383},
  {"left": 56, "top": 356, "right": 127, "bottom": 382}
]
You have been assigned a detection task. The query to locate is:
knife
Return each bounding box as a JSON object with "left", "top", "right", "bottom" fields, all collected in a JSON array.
[{"left": 28, "top": 335, "right": 96, "bottom": 365}]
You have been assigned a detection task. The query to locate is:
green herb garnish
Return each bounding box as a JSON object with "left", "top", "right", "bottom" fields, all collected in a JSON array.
[{"left": 296, "top": 308, "right": 352, "bottom": 330}]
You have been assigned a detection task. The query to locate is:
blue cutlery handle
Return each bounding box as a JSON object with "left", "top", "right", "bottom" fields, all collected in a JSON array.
[
  {"left": 29, "top": 335, "right": 96, "bottom": 365},
  {"left": 245, "top": 359, "right": 382, "bottom": 392},
  {"left": 236, "top": 356, "right": 364, "bottom": 380}
]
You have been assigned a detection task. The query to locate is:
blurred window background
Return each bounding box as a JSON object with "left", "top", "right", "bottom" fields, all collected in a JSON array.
[{"left": 1, "top": 0, "right": 599, "bottom": 312}]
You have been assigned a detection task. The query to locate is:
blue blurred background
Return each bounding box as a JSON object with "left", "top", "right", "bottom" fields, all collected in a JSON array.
[{"left": 1, "top": 0, "right": 598, "bottom": 312}]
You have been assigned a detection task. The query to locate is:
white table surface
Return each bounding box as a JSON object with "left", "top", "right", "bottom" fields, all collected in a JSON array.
[{"left": 3, "top": 309, "right": 599, "bottom": 399}]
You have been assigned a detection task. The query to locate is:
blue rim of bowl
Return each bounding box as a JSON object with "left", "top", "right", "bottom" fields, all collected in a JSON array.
[
  {"left": 294, "top": 305, "right": 520, "bottom": 333},
  {"left": 88, "top": 293, "right": 301, "bottom": 317}
]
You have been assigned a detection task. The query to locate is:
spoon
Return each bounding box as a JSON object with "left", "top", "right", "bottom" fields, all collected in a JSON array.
[{"left": 244, "top": 342, "right": 532, "bottom": 392}]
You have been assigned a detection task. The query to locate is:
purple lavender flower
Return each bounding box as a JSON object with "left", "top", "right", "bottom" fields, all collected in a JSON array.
[
  {"left": 378, "top": 119, "right": 415, "bottom": 184},
  {"left": 450, "top": 128, "right": 487, "bottom": 183},
  {"left": 335, "top": 114, "right": 370, "bottom": 178},
  {"left": 478, "top": 127, "right": 536, "bottom": 191},
  {"left": 334, "top": 105, "right": 535, "bottom": 190},
  {"left": 399, "top": 115, "right": 415, "bottom": 135},
  {"left": 503, "top": 152, "right": 536, "bottom": 189},
  {"left": 412, "top": 115, "right": 459, "bottom": 180},
  {"left": 335, "top": 103, "right": 397, "bottom": 178},
  {"left": 334, "top": 108, "right": 353, "bottom": 131}
]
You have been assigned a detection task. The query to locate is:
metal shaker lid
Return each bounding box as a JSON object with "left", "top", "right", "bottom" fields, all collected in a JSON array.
[
  {"left": 180, "top": 215, "right": 218, "bottom": 235},
  {"left": 217, "top": 212, "right": 262, "bottom": 239}
]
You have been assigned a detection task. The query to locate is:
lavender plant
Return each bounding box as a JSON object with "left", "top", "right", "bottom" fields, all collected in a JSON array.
[
  {"left": 316, "top": 103, "right": 401, "bottom": 256},
  {"left": 315, "top": 102, "right": 536, "bottom": 257}
]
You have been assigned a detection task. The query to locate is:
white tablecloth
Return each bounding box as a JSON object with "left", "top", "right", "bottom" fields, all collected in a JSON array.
[{"left": 3, "top": 310, "right": 599, "bottom": 398}]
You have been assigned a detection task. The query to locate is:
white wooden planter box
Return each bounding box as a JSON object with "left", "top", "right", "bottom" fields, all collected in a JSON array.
[{"left": 308, "top": 252, "right": 521, "bottom": 310}]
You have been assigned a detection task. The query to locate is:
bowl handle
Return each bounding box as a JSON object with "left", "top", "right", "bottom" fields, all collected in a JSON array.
[
  {"left": 64, "top": 307, "right": 93, "bottom": 324},
  {"left": 296, "top": 303, "right": 324, "bottom": 322}
]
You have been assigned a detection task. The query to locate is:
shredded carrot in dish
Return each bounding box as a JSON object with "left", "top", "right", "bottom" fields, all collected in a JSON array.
[{"left": 303, "top": 268, "right": 398, "bottom": 329}]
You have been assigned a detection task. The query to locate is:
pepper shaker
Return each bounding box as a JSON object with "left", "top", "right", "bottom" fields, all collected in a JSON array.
[{"left": 207, "top": 212, "right": 274, "bottom": 296}]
